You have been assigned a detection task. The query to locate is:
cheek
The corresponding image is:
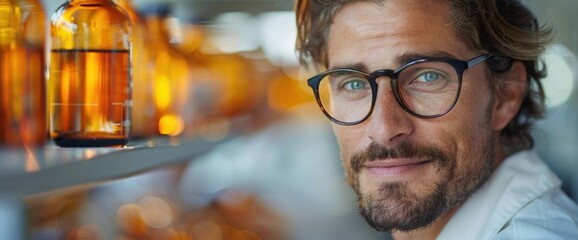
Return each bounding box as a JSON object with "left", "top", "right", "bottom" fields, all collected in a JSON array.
[
  {"left": 332, "top": 124, "right": 364, "bottom": 183},
  {"left": 450, "top": 73, "right": 493, "bottom": 132},
  {"left": 332, "top": 123, "right": 370, "bottom": 156},
  {"left": 446, "top": 94, "right": 494, "bottom": 170},
  {"left": 429, "top": 76, "right": 494, "bottom": 161},
  {"left": 333, "top": 125, "right": 352, "bottom": 164},
  {"left": 333, "top": 124, "right": 351, "bottom": 151},
  {"left": 458, "top": 68, "right": 494, "bottom": 123}
]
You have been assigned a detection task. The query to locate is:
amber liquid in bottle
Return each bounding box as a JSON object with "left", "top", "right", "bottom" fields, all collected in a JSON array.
[
  {"left": 115, "top": 0, "right": 156, "bottom": 138},
  {"left": 49, "top": 0, "right": 131, "bottom": 147},
  {"left": 49, "top": 49, "right": 130, "bottom": 147}
]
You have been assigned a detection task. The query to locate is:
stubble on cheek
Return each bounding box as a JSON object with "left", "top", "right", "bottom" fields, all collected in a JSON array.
[{"left": 333, "top": 127, "right": 360, "bottom": 188}]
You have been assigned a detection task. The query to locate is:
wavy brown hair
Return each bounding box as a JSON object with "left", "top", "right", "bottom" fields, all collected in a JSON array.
[{"left": 295, "top": 0, "right": 553, "bottom": 154}]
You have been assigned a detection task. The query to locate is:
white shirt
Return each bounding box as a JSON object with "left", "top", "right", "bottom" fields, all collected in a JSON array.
[{"left": 438, "top": 150, "right": 578, "bottom": 240}]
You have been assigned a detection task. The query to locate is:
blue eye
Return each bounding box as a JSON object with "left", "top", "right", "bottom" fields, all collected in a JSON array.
[
  {"left": 418, "top": 72, "right": 441, "bottom": 82},
  {"left": 344, "top": 80, "right": 367, "bottom": 90}
]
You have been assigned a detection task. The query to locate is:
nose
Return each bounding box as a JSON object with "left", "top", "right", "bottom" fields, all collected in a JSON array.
[{"left": 365, "top": 77, "right": 415, "bottom": 145}]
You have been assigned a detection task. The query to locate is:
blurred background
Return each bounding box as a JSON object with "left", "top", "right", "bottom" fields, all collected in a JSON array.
[{"left": 1, "top": 0, "right": 577, "bottom": 239}]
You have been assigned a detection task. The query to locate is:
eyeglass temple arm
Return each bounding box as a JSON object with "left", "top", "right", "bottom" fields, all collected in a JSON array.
[{"left": 467, "top": 54, "right": 493, "bottom": 68}]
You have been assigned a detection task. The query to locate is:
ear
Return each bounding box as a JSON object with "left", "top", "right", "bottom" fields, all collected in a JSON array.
[{"left": 492, "top": 61, "right": 527, "bottom": 131}]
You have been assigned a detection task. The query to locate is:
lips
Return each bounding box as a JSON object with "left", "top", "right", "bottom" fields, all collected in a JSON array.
[{"left": 363, "top": 159, "right": 432, "bottom": 175}]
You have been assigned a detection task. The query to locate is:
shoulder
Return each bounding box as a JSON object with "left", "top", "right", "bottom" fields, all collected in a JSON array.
[
  {"left": 439, "top": 151, "right": 577, "bottom": 240},
  {"left": 493, "top": 188, "right": 578, "bottom": 239}
]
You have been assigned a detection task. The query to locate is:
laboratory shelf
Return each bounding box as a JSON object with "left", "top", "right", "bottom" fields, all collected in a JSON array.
[{"left": 0, "top": 137, "right": 226, "bottom": 198}]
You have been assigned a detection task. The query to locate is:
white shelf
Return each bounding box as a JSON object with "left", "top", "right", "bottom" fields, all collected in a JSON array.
[{"left": 0, "top": 137, "right": 225, "bottom": 198}]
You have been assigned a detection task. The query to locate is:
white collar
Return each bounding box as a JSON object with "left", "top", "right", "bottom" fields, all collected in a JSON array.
[{"left": 437, "top": 150, "right": 562, "bottom": 240}]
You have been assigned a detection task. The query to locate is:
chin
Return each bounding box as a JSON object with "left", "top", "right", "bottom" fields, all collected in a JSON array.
[{"left": 356, "top": 179, "right": 450, "bottom": 232}]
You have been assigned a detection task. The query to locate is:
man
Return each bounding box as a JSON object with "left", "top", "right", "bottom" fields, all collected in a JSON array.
[{"left": 295, "top": 0, "right": 578, "bottom": 239}]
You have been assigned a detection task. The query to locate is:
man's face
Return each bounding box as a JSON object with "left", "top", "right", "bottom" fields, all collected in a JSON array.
[{"left": 327, "top": 0, "right": 498, "bottom": 232}]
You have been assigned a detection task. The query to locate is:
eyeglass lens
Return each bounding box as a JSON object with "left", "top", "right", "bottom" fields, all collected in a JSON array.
[{"left": 317, "top": 60, "right": 460, "bottom": 123}]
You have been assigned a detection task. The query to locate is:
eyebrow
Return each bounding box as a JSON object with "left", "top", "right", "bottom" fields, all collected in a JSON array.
[
  {"left": 329, "top": 62, "right": 370, "bottom": 72},
  {"left": 328, "top": 51, "right": 459, "bottom": 72}
]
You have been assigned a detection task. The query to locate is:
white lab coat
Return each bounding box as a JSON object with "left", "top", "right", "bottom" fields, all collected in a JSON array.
[{"left": 438, "top": 150, "right": 578, "bottom": 239}]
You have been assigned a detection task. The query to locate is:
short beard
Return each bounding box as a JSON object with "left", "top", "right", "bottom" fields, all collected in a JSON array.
[
  {"left": 349, "top": 137, "right": 495, "bottom": 233},
  {"left": 359, "top": 180, "right": 448, "bottom": 232}
]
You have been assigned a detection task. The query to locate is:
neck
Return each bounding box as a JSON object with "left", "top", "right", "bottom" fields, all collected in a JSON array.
[
  {"left": 492, "top": 133, "right": 508, "bottom": 170},
  {"left": 391, "top": 206, "right": 460, "bottom": 240}
]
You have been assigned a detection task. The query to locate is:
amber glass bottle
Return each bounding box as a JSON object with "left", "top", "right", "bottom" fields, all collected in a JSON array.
[
  {"left": 0, "top": 0, "right": 46, "bottom": 147},
  {"left": 174, "top": 22, "right": 218, "bottom": 137},
  {"left": 49, "top": 0, "right": 131, "bottom": 147},
  {"left": 115, "top": 0, "right": 155, "bottom": 138},
  {"left": 187, "top": 25, "right": 258, "bottom": 119},
  {"left": 206, "top": 53, "right": 258, "bottom": 118},
  {"left": 141, "top": 6, "right": 189, "bottom": 137},
  {"left": 0, "top": 0, "right": 21, "bottom": 145}
]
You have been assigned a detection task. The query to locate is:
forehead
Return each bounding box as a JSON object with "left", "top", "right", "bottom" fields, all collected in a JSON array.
[{"left": 327, "top": 0, "right": 471, "bottom": 69}]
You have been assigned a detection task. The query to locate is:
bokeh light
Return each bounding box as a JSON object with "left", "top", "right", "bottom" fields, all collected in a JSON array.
[{"left": 542, "top": 44, "right": 577, "bottom": 108}]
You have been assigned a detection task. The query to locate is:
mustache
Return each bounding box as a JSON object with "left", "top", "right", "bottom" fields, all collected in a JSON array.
[{"left": 350, "top": 141, "right": 450, "bottom": 173}]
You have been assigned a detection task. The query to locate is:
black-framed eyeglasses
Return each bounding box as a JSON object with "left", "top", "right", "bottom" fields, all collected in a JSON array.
[{"left": 307, "top": 54, "right": 493, "bottom": 126}]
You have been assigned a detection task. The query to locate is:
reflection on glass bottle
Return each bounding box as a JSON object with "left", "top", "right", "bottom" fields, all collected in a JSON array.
[
  {"left": 0, "top": 0, "right": 47, "bottom": 147},
  {"left": 141, "top": 5, "right": 189, "bottom": 137},
  {"left": 49, "top": 0, "right": 131, "bottom": 147},
  {"left": 115, "top": 0, "right": 155, "bottom": 138}
]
